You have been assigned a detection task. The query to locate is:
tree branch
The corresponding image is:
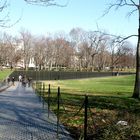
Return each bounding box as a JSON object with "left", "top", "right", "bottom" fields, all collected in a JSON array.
[
  {"left": 24, "top": 0, "right": 69, "bottom": 7},
  {"left": 102, "top": 0, "right": 138, "bottom": 17},
  {"left": 129, "top": 0, "right": 138, "bottom": 7},
  {"left": 127, "top": 8, "right": 138, "bottom": 17},
  {"left": 0, "top": 0, "right": 8, "bottom": 12},
  {"left": 93, "top": 30, "right": 138, "bottom": 41},
  {"left": 116, "top": 35, "right": 138, "bottom": 43}
]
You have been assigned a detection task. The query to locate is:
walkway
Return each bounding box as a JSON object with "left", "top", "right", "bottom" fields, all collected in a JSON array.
[{"left": 0, "top": 82, "right": 73, "bottom": 140}]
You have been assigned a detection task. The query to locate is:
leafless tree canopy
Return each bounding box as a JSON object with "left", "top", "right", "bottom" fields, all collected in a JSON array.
[
  {"left": 0, "top": 0, "right": 136, "bottom": 72},
  {"left": 0, "top": 28, "right": 135, "bottom": 72}
]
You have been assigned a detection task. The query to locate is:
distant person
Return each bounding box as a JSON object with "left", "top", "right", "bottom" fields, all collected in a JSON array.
[
  {"left": 27, "top": 77, "right": 32, "bottom": 87},
  {"left": 19, "top": 75, "right": 22, "bottom": 82},
  {"left": 11, "top": 77, "right": 15, "bottom": 86},
  {"left": 116, "top": 72, "right": 119, "bottom": 76},
  {"left": 7, "top": 76, "right": 10, "bottom": 85},
  {"left": 22, "top": 75, "right": 26, "bottom": 87}
]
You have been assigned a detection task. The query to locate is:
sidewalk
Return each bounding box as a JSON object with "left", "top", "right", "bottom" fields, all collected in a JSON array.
[
  {"left": 0, "top": 82, "right": 73, "bottom": 140},
  {"left": 0, "top": 83, "right": 11, "bottom": 92}
]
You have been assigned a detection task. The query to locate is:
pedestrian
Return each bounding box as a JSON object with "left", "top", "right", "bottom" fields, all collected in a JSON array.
[
  {"left": 7, "top": 76, "right": 10, "bottom": 85},
  {"left": 19, "top": 75, "right": 22, "bottom": 82},
  {"left": 27, "top": 77, "right": 32, "bottom": 87},
  {"left": 11, "top": 77, "right": 15, "bottom": 86},
  {"left": 22, "top": 75, "right": 26, "bottom": 87}
]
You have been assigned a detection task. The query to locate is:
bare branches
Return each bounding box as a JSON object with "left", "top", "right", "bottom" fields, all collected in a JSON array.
[
  {"left": 24, "top": 0, "right": 69, "bottom": 7},
  {"left": 91, "top": 30, "right": 138, "bottom": 44},
  {"left": 102, "top": 0, "right": 139, "bottom": 17},
  {"left": 109, "top": 34, "right": 138, "bottom": 44},
  {"left": 127, "top": 8, "right": 138, "bottom": 17},
  {"left": 0, "top": 0, "right": 22, "bottom": 28},
  {"left": 0, "top": 0, "right": 67, "bottom": 28},
  {"left": 0, "top": 0, "right": 8, "bottom": 12},
  {"left": 119, "top": 34, "right": 138, "bottom": 42},
  {"left": 112, "top": 0, "right": 138, "bottom": 9},
  {"left": 0, "top": 0, "right": 9, "bottom": 27},
  {"left": 129, "top": 0, "right": 138, "bottom": 7}
]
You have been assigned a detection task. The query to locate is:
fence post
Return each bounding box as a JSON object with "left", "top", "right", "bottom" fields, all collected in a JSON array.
[
  {"left": 38, "top": 82, "right": 42, "bottom": 102},
  {"left": 84, "top": 95, "right": 88, "bottom": 140},
  {"left": 48, "top": 84, "right": 50, "bottom": 118},
  {"left": 40, "top": 82, "right": 43, "bottom": 101},
  {"left": 35, "top": 81, "right": 37, "bottom": 93},
  {"left": 42, "top": 82, "right": 45, "bottom": 108},
  {"left": 57, "top": 86, "right": 60, "bottom": 138},
  {"left": 43, "top": 82, "right": 45, "bottom": 98}
]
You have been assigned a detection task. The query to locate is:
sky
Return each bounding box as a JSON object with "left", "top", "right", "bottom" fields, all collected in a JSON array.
[{"left": 0, "top": 0, "right": 138, "bottom": 45}]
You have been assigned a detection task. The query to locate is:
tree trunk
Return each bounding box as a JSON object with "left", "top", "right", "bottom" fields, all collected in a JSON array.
[
  {"left": 49, "top": 61, "right": 53, "bottom": 71},
  {"left": 91, "top": 55, "right": 95, "bottom": 72},
  {"left": 39, "top": 64, "right": 41, "bottom": 71},
  {"left": 132, "top": 28, "right": 140, "bottom": 98},
  {"left": 132, "top": 3, "right": 140, "bottom": 98}
]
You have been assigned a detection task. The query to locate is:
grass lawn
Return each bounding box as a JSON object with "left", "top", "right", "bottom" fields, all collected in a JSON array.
[
  {"left": 0, "top": 69, "right": 13, "bottom": 81},
  {"left": 41, "top": 75, "right": 139, "bottom": 113},
  {"left": 36, "top": 75, "right": 140, "bottom": 139},
  {"left": 45, "top": 75, "right": 135, "bottom": 97}
]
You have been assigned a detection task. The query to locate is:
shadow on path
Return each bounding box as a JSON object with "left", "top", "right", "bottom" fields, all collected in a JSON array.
[{"left": 0, "top": 82, "right": 72, "bottom": 140}]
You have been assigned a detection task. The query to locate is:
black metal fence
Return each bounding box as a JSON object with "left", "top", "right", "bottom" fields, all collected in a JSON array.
[{"left": 34, "top": 81, "right": 123, "bottom": 140}]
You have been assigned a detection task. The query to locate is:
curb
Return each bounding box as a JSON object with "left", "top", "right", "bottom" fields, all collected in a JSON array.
[{"left": 0, "top": 85, "right": 11, "bottom": 92}]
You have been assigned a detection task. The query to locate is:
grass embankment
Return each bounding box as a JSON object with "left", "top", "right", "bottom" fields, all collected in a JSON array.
[
  {"left": 0, "top": 69, "right": 13, "bottom": 81},
  {"left": 36, "top": 75, "right": 140, "bottom": 139}
]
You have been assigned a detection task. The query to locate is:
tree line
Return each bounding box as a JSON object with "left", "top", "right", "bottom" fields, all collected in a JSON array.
[{"left": 0, "top": 28, "right": 135, "bottom": 72}]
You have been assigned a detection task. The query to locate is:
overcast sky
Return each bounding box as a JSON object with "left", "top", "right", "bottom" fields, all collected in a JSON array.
[{"left": 0, "top": 0, "right": 138, "bottom": 45}]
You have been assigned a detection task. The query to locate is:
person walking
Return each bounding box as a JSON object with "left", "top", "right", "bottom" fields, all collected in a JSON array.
[
  {"left": 7, "top": 76, "right": 10, "bottom": 85},
  {"left": 11, "top": 77, "right": 15, "bottom": 86},
  {"left": 19, "top": 75, "right": 22, "bottom": 82},
  {"left": 27, "top": 77, "right": 32, "bottom": 87}
]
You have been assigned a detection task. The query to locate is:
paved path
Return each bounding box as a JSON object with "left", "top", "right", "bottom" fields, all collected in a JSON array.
[{"left": 0, "top": 82, "right": 73, "bottom": 140}]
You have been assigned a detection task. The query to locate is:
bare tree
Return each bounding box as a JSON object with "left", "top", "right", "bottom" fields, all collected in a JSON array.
[
  {"left": 88, "top": 31, "right": 108, "bottom": 71},
  {"left": 108, "top": 37, "right": 125, "bottom": 73},
  {"left": 118, "top": 43, "right": 135, "bottom": 70},
  {"left": 0, "top": 32, "right": 19, "bottom": 70},
  {"left": 19, "top": 29, "right": 33, "bottom": 70},
  {"left": 42, "top": 37, "right": 54, "bottom": 70},
  {"left": 32, "top": 36, "right": 46, "bottom": 70},
  {"left": 53, "top": 37, "right": 69, "bottom": 70},
  {"left": 69, "top": 28, "right": 88, "bottom": 71},
  {"left": 96, "top": 42, "right": 110, "bottom": 71},
  {"left": 2, "top": 33, "right": 16, "bottom": 67},
  {"left": 104, "top": 0, "right": 140, "bottom": 98}
]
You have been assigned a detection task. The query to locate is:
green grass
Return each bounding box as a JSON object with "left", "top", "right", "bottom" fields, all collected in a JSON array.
[
  {"left": 46, "top": 75, "right": 135, "bottom": 97},
  {"left": 36, "top": 75, "right": 140, "bottom": 139},
  {"left": 42, "top": 75, "right": 138, "bottom": 112},
  {"left": 0, "top": 69, "right": 13, "bottom": 81}
]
